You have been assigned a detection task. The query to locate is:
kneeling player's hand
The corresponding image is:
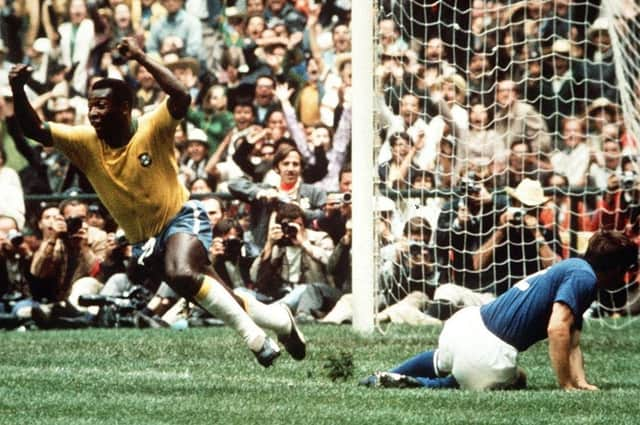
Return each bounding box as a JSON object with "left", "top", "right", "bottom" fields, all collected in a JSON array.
[{"left": 575, "top": 382, "right": 598, "bottom": 391}]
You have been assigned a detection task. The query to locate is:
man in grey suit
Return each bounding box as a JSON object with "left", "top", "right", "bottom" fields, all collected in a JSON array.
[{"left": 229, "top": 144, "right": 326, "bottom": 251}]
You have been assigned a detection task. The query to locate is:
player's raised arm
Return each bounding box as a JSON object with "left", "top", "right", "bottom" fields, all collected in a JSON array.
[
  {"left": 8, "top": 64, "right": 53, "bottom": 146},
  {"left": 116, "top": 37, "right": 190, "bottom": 120}
]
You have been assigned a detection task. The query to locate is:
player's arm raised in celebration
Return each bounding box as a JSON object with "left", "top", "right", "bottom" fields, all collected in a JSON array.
[
  {"left": 117, "top": 37, "right": 191, "bottom": 120},
  {"left": 547, "top": 302, "right": 597, "bottom": 391},
  {"left": 8, "top": 64, "right": 53, "bottom": 146}
]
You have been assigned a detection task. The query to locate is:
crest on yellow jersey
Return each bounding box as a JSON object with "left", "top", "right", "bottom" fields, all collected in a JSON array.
[{"left": 138, "top": 153, "right": 152, "bottom": 167}]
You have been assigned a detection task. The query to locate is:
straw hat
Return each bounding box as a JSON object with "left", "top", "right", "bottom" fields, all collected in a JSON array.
[
  {"left": 505, "top": 178, "right": 549, "bottom": 207},
  {"left": 164, "top": 55, "right": 200, "bottom": 75},
  {"left": 552, "top": 39, "right": 571, "bottom": 55},
  {"left": 587, "top": 97, "right": 619, "bottom": 116},
  {"left": 588, "top": 17, "right": 609, "bottom": 37}
]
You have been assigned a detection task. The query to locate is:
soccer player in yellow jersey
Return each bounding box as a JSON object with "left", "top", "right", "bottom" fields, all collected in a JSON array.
[{"left": 9, "top": 37, "right": 305, "bottom": 367}]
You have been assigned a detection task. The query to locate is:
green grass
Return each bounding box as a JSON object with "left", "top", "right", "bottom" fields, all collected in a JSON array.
[{"left": 1, "top": 321, "right": 640, "bottom": 425}]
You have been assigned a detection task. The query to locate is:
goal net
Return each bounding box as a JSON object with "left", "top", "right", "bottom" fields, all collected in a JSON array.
[{"left": 363, "top": 0, "right": 640, "bottom": 329}]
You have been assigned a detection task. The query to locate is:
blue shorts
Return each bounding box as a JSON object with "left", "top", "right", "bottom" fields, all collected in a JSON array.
[{"left": 131, "top": 200, "right": 213, "bottom": 270}]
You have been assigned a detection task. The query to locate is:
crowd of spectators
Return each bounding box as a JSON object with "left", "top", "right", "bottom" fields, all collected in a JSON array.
[{"left": 1, "top": 0, "right": 640, "bottom": 330}]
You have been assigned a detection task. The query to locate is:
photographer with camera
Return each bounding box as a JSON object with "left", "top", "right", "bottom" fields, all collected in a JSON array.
[
  {"left": 376, "top": 216, "right": 441, "bottom": 324},
  {"left": 436, "top": 171, "right": 507, "bottom": 289},
  {"left": 314, "top": 167, "right": 352, "bottom": 245},
  {"left": 473, "top": 179, "right": 561, "bottom": 296},
  {"left": 250, "top": 202, "right": 338, "bottom": 322},
  {"left": 210, "top": 218, "right": 253, "bottom": 290},
  {"left": 322, "top": 216, "right": 440, "bottom": 326},
  {"left": 27, "top": 199, "right": 111, "bottom": 328},
  {"left": 590, "top": 161, "right": 640, "bottom": 235},
  {"left": 0, "top": 214, "right": 35, "bottom": 328}
]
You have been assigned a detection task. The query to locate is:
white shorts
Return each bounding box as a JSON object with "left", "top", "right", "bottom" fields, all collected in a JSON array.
[
  {"left": 437, "top": 306, "right": 518, "bottom": 390},
  {"left": 433, "top": 284, "right": 495, "bottom": 307}
]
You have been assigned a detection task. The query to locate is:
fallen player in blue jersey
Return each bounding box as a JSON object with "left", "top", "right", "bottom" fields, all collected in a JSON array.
[{"left": 361, "top": 231, "right": 638, "bottom": 391}]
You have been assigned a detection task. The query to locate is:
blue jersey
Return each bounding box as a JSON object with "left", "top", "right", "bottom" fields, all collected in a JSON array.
[{"left": 480, "top": 258, "right": 597, "bottom": 352}]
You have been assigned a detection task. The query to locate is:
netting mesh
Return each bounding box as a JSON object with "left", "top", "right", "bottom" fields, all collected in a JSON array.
[{"left": 372, "top": 0, "right": 640, "bottom": 327}]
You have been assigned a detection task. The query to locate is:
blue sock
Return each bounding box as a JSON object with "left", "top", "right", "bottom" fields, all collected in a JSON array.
[
  {"left": 390, "top": 350, "right": 439, "bottom": 378},
  {"left": 414, "top": 375, "right": 459, "bottom": 389}
]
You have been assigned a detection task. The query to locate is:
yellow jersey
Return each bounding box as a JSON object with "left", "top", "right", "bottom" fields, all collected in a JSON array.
[{"left": 49, "top": 99, "right": 189, "bottom": 243}]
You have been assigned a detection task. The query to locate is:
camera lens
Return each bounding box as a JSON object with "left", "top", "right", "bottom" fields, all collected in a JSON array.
[
  {"left": 8, "top": 230, "right": 23, "bottom": 246},
  {"left": 65, "top": 216, "right": 84, "bottom": 235},
  {"left": 342, "top": 192, "right": 352, "bottom": 204},
  {"left": 409, "top": 241, "right": 425, "bottom": 257}
]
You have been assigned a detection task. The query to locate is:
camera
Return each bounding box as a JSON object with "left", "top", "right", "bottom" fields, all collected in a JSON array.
[
  {"left": 111, "top": 42, "right": 129, "bottom": 66},
  {"left": 620, "top": 171, "right": 637, "bottom": 191},
  {"left": 65, "top": 216, "right": 84, "bottom": 236},
  {"left": 277, "top": 219, "right": 298, "bottom": 246},
  {"left": 457, "top": 173, "right": 482, "bottom": 196},
  {"left": 7, "top": 229, "right": 24, "bottom": 247},
  {"left": 222, "top": 238, "right": 244, "bottom": 262},
  {"left": 408, "top": 240, "right": 428, "bottom": 257},
  {"left": 114, "top": 229, "right": 129, "bottom": 248},
  {"left": 507, "top": 207, "right": 526, "bottom": 224},
  {"left": 78, "top": 286, "right": 152, "bottom": 328}
]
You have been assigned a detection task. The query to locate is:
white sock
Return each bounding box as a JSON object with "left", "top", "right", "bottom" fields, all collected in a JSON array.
[
  {"left": 235, "top": 291, "right": 292, "bottom": 336},
  {"left": 195, "top": 276, "right": 265, "bottom": 351}
]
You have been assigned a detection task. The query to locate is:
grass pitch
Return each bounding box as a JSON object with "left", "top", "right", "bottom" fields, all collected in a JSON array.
[{"left": 1, "top": 321, "right": 640, "bottom": 425}]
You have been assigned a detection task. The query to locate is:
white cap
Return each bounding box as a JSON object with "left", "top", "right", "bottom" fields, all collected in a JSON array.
[
  {"left": 589, "top": 17, "right": 609, "bottom": 34},
  {"left": 552, "top": 39, "right": 571, "bottom": 54},
  {"left": 187, "top": 127, "right": 208, "bottom": 145}
]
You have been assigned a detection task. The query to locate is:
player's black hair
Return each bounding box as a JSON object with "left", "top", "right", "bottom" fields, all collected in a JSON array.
[
  {"left": 584, "top": 230, "right": 638, "bottom": 272},
  {"left": 91, "top": 78, "right": 134, "bottom": 110}
]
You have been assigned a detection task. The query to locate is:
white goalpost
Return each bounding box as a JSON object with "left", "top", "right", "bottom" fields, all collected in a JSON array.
[{"left": 350, "top": 0, "right": 376, "bottom": 334}]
